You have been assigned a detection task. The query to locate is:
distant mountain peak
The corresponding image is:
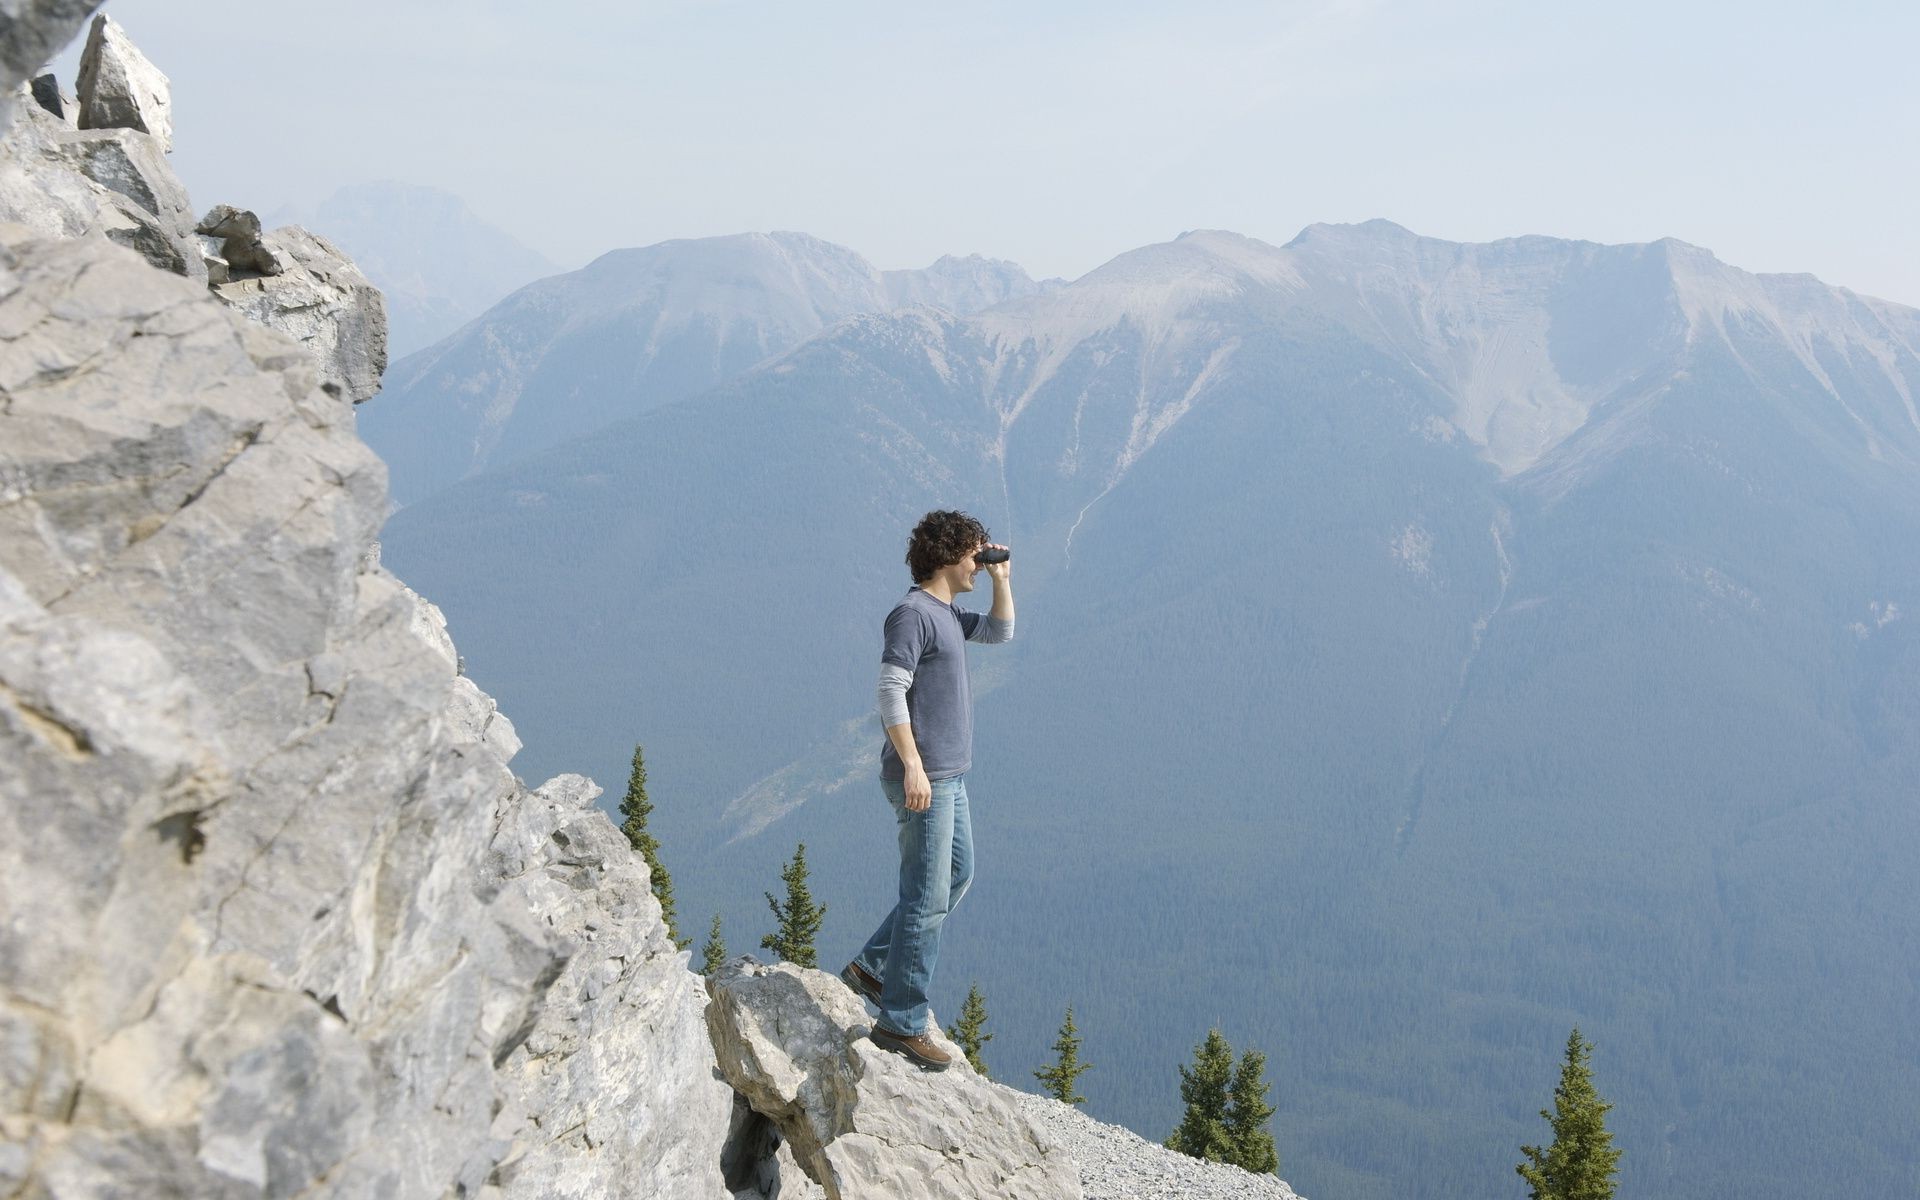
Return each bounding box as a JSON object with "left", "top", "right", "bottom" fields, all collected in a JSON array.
[{"left": 270, "top": 180, "right": 559, "bottom": 359}]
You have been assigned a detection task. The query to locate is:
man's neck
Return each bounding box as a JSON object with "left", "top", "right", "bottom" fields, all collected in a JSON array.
[{"left": 917, "top": 576, "right": 955, "bottom": 603}]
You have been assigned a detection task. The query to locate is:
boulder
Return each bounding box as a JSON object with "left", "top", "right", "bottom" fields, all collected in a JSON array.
[
  {"left": 705, "top": 958, "right": 1084, "bottom": 1200},
  {"left": 209, "top": 224, "right": 388, "bottom": 402},
  {"left": 74, "top": 12, "right": 171, "bottom": 150},
  {"left": 0, "top": 226, "right": 731, "bottom": 1198},
  {"left": 0, "top": 1, "right": 102, "bottom": 133},
  {"left": 197, "top": 203, "right": 286, "bottom": 276},
  {"left": 0, "top": 95, "right": 202, "bottom": 280}
]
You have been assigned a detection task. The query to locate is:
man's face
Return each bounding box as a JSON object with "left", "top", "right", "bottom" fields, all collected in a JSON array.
[{"left": 955, "top": 544, "right": 982, "bottom": 591}]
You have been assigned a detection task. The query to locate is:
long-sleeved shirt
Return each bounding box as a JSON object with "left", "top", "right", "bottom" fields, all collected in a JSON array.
[{"left": 875, "top": 586, "right": 1013, "bottom": 780}]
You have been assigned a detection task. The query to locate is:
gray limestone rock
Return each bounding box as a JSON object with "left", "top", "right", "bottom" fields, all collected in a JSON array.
[
  {"left": 0, "top": 94, "right": 202, "bottom": 280},
  {"left": 705, "top": 958, "right": 1084, "bottom": 1200},
  {"left": 196, "top": 201, "right": 260, "bottom": 242},
  {"left": 197, "top": 203, "right": 286, "bottom": 276},
  {"left": 0, "top": 226, "right": 731, "bottom": 1198},
  {"left": 74, "top": 13, "right": 170, "bottom": 150},
  {"left": 0, "top": 1, "right": 102, "bottom": 133},
  {"left": 210, "top": 224, "right": 388, "bottom": 403}
]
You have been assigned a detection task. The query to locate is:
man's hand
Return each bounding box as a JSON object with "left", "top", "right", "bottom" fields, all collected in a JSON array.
[
  {"left": 981, "top": 542, "right": 1011, "bottom": 584},
  {"left": 904, "top": 763, "right": 932, "bottom": 812}
]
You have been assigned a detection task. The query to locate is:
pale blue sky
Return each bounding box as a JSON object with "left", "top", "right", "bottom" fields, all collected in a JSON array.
[{"left": 55, "top": 1, "right": 1920, "bottom": 304}]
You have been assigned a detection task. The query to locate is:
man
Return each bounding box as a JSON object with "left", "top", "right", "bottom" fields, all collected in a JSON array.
[{"left": 841, "top": 510, "right": 1014, "bottom": 1070}]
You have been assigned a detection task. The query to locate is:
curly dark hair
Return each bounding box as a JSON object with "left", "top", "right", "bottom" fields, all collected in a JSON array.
[{"left": 905, "top": 510, "right": 989, "bottom": 583}]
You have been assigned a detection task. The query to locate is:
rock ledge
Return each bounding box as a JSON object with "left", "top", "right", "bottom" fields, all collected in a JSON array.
[{"left": 706, "top": 958, "right": 1084, "bottom": 1200}]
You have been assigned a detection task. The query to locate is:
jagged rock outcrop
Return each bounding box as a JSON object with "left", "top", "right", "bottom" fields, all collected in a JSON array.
[
  {"left": 0, "top": 15, "right": 384, "bottom": 400},
  {"left": 74, "top": 13, "right": 170, "bottom": 150},
  {"left": 0, "top": 222, "right": 733, "bottom": 1197},
  {"left": 209, "top": 223, "right": 387, "bottom": 403},
  {"left": 0, "top": 89, "right": 203, "bottom": 280},
  {"left": 706, "top": 959, "right": 1084, "bottom": 1200}
]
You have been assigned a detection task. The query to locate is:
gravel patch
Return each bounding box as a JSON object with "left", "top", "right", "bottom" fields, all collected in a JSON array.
[{"left": 998, "top": 1084, "right": 1305, "bottom": 1200}]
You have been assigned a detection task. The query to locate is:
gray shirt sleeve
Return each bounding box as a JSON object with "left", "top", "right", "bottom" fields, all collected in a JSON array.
[
  {"left": 877, "top": 663, "right": 914, "bottom": 728},
  {"left": 966, "top": 614, "right": 1014, "bottom": 644}
]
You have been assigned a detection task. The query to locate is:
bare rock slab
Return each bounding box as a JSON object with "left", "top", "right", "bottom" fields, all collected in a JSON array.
[
  {"left": 75, "top": 12, "right": 171, "bottom": 150},
  {"left": 706, "top": 959, "right": 1083, "bottom": 1200}
]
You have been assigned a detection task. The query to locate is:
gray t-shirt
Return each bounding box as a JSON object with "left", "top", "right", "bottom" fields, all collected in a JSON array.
[{"left": 878, "top": 586, "right": 1009, "bottom": 781}]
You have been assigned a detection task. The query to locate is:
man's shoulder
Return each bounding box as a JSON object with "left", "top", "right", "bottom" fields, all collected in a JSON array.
[{"left": 885, "top": 589, "right": 960, "bottom": 629}]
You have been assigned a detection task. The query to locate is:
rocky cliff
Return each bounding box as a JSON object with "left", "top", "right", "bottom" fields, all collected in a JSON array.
[
  {"left": 0, "top": 10, "right": 1184, "bottom": 1200},
  {"left": 0, "top": 10, "right": 738, "bottom": 1194}
]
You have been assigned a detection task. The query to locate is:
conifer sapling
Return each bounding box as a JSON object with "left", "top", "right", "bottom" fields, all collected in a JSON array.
[
  {"left": 951, "top": 981, "right": 993, "bottom": 1075},
  {"left": 619, "top": 743, "right": 687, "bottom": 949},
  {"left": 1517, "top": 1027, "right": 1623, "bottom": 1200},
  {"left": 1166, "top": 1028, "right": 1235, "bottom": 1163},
  {"left": 1225, "top": 1048, "right": 1280, "bottom": 1174},
  {"left": 1033, "top": 1005, "right": 1092, "bottom": 1105},
  {"left": 699, "top": 912, "right": 727, "bottom": 976},
  {"left": 760, "top": 842, "right": 826, "bottom": 968}
]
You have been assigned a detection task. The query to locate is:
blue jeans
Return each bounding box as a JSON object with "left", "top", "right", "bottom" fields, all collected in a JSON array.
[{"left": 853, "top": 774, "right": 973, "bottom": 1037}]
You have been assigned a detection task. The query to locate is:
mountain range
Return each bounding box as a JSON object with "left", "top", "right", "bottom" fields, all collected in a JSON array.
[
  {"left": 359, "top": 231, "right": 1047, "bottom": 503},
  {"left": 371, "top": 220, "right": 1920, "bottom": 1200}
]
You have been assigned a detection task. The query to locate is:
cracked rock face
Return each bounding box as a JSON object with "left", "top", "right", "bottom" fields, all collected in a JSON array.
[
  {"left": 706, "top": 959, "right": 1084, "bottom": 1200},
  {"left": 0, "top": 225, "right": 730, "bottom": 1197}
]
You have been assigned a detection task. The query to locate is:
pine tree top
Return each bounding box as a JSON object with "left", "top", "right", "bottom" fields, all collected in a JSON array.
[{"left": 1518, "top": 1027, "right": 1623, "bottom": 1200}]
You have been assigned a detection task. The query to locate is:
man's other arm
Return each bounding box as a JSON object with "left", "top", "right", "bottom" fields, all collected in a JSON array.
[{"left": 878, "top": 661, "right": 932, "bottom": 811}]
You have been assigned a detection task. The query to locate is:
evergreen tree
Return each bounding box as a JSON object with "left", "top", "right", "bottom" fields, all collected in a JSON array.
[
  {"left": 619, "top": 744, "right": 687, "bottom": 949},
  {"left": 1033, "top": 1005, "right": 1092, "bottom": 1105},
  {"left": 760, "top": 842, "right": 826, "bottom": 968},
  {"left": 1225, "top": 1048, "right": 1280, "bottom": 1174},
  {"left": 699, "top": 912, "right": 727, "bottom": 976},
  {"left": 951, "top": 981, "right": 993, "bottom": 1075},
  {"left": 1166, "top": 1028, "right": 1235, "bottom": 1163},
  {"left": 1517, "top": 1028, "right": 1623, "bottom": 1200}
]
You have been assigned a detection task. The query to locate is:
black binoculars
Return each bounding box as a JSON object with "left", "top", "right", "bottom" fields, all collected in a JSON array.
[{"left": 976, "top": 546, "right": 1010, "bottom": 564}]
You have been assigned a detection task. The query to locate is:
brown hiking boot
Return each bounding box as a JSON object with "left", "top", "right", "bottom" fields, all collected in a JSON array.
[
  {"left": 870, "top": 1024, "right": 954, "bottom": 1071},
  {"left": 840, "top": 960, "right": 883, "bottom": 1005}
]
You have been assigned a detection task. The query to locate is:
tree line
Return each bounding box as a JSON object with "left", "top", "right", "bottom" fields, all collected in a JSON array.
[{"left": 620, "top": 742, "right": 1620, "bottom": 1196}]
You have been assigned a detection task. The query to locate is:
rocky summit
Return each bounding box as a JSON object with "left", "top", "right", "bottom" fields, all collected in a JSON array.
[{"left": 1, "top": 8, "right": 1274, "bottom": 1200}]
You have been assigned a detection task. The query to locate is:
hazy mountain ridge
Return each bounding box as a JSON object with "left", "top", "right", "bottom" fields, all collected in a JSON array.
[
  {"left": 269, "top": 181, "right": 560, "bottom": 359},
  {"left": 361, "top": 231, "right": 1041, "bottom": 503},
  {"left": 378, "top": 221, "right": 1920, "bottom": 1200}
]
